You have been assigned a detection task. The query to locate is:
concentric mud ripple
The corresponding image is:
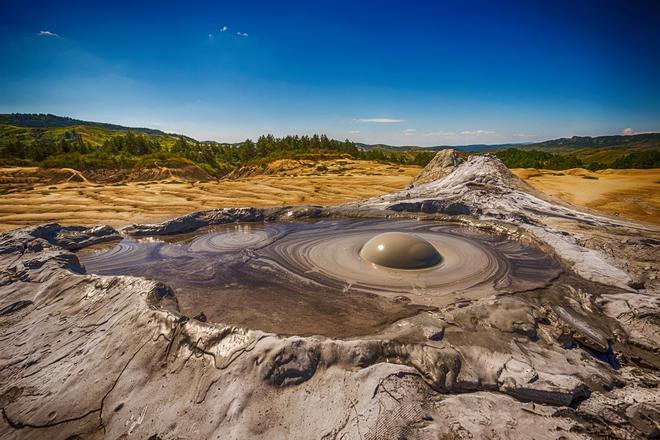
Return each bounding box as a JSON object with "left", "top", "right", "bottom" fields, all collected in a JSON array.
[
  {"left": 78, "top": 220, "right": 561, "bottom": 336},
  {"left": 80, "top": 240, "right": 161, "bottom": 273},
  {"left": 188, "top": 223, "right": 282, "bottom": 253},
  {"left": 80, "top": 223, "right": 284, "bottom": 271},
  {"left": 260, "top": 220, "right": 559, "bottom": 304}
]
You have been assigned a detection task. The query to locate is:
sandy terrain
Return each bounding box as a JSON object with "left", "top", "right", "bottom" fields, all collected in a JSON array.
[
  {"left": 513, "top": 167, "right": 660, "bottom": 225},
  {"left": 1, "top": 161, "right": 658, "bottom": 231},
  {"left": 0, "top": 160, "right": 420, "bottom": 231}
]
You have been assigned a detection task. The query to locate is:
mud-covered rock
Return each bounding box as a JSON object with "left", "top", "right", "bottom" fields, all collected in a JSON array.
[
  {"left": 261, "top": 339, "right": 321, "bottom": 386},
  {"left": 498, "top": 359, "right": 590, "bottom": 406}
]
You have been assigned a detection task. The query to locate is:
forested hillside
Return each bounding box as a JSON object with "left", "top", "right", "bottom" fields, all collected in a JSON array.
[
  {"left": 0, "top": 124, "right": 435, "bottom": 177},
  {"left": 1, "top": 114, "right": 658, "bottom": 174},
  {"left": 494, "top": 148, "right": 660, "bottom": 170},
  {"left": 0, "top": 113, "right": 169, "bottom": 135}
]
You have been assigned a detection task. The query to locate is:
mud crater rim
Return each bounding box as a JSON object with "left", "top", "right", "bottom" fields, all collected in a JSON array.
[{"left": 77, "top": 219, "right": 562, "bottom": 338}]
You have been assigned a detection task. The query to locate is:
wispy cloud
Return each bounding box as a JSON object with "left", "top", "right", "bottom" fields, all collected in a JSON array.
[
  {"left": 623, "top": 127, "right": 635, "bottom": 135},
  {"left": 349, "top": 130, "right": 361, "bottom": 134},
  {"left": 356, "top": 118, "right": 404, "bottom": 123},
  {"left": 424, "top": 131, "right": 455, "bottom": 137},
  {"left": 403, "top": 128, "right": 417, "bottom": 136},
  {"left": 513, "top": 132, "right": 535, "bottom": 138},
  {"left": 209, "top": 26, "right": 247, "bottom": 40},
  {"left": 459, "top": 129, "right": 496, "bottom": 136},
  {"left": 37, "top": 30, "right": 60, "bottom": 38},
  {"left": 424, "top": 129, "right": 497, "bottom": 138}
]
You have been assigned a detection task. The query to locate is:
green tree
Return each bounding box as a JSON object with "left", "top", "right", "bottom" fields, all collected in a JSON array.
[{"left": 238, "top": 139, "right": 256, "bottom": 161}]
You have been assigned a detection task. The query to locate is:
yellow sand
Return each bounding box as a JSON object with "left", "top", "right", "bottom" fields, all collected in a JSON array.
[
  {"left": 513, "top": 168, "right": 660, "bottom": 225},
  {"left": 1, "top": 162, "right": 657, "bottom": 231},
  {"left": 0, "top": 160, "right": 420, "bottom": 231}
]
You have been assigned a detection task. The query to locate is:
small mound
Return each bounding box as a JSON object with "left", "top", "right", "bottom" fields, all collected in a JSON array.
[{"left": 360, "top": 232, "right": 442, "bottom": 269}]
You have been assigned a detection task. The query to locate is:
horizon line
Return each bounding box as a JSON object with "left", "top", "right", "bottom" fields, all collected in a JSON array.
[{"left": 2, "top": 112, "right": 658, "bottom": 147}]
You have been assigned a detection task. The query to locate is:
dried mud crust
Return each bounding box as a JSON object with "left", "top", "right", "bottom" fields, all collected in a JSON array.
[{"left": 0, "top": 151, "right": 658, "bottom": 439}]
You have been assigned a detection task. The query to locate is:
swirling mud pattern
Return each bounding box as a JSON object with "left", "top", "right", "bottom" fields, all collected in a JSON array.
[{"left": 79, "top": 219, "right": 561, "bottom": 337}]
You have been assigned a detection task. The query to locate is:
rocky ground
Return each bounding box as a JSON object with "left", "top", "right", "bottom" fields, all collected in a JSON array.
[{"left": 0, "top": 151, "right": 658, "bottom": 439}]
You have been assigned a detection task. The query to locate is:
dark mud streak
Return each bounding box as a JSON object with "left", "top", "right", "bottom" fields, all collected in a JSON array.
[
  {"left": 0, "top": 300, "right": 32, "bottom": 316},
  {"left": 1, "top": 406, "right": 100, "bottom": 431},
  {"left": 99, "top": 338, "right": 152, "bottom": 433},
  {"left": 195, "top": 334, "right": 271, "bottom": 404}
]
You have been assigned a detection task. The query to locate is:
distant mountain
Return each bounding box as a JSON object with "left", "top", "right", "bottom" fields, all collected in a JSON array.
[
  {"left": 356, "top": 143, "right": 417, "bottom": 151},
  {"left": 357, "top": 134, "right": 659, "bottom": 153},
  {"left": 431, "top": 143, "right": 524, "bottom": 152},
  {"left": 517, "top": 133, "right": 660, "bottom": 166},
  {"left": 4, "top": 114, "right": 657, "bottom": 152},
  {"left": 0, "top": 113, "right": 170, "bottom": 136},
  {"left": 524, "top": 133, "right": 660, "bottom": 151},
  {"left": 357, "top": 142, "right": 522, "bottom": 152},
  {"left": 357, "top": 133, "right": 659, "bottom": 169},
  {"left": 0, "top": 113, "right": 207, "bottom": 149}
]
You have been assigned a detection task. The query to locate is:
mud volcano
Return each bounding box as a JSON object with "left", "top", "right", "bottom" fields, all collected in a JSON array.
[
  {"left": 3, "top": 152, "right": 659, "bottom": 439},
  {"left": 78, "top": 219, "right": 561, "bottom": 337}
]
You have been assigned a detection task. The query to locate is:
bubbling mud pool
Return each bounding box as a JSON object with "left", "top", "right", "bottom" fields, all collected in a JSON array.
[{"left": 78, "top": 219, "right": 562, "bottom": 337}]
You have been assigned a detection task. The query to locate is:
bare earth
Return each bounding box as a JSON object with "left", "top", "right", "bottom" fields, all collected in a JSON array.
[
  {"left": 513, "top": 167, "right": 660, "bottom": 225},
  {"left": 0, "top": 159, "right": 420, "bottom": 231},
  {"left": 1, "top": 162, "right": 658, "bottom": 231}
]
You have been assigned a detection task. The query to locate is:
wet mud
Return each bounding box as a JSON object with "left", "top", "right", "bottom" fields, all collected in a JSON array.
[{"left": 79, "top": 219, "right": 561, "bottom": 337}]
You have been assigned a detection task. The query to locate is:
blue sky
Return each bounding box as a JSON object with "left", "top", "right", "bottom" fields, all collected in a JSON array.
[{"left": 1, "top": 0, "right": 659, "bottom": 145}]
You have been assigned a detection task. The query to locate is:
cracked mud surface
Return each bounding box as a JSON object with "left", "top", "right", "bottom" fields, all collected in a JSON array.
[{"left": 1, "top": 150, "right": 658, "bottom": 439}]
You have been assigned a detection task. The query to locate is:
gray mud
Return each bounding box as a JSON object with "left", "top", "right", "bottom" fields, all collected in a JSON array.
[{"left": 78, "top": 219, "right": 561, "bottom": 337}]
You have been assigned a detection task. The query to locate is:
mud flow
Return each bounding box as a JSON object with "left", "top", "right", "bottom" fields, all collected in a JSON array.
[{"left": 78, "top": 219, "right": 561, "bottom": 337}]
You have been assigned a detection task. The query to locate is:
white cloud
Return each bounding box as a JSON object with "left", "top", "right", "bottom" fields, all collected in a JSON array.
[
  {"left": 356, "top": 118, "right": 404, "bottom": 123},
  {"left": 349, "top": 130, "right": 361, "bottom": 134},
  {"left": 220, "top": 26, "right": 229, "bottom": 32},
  {"left": 37, "top": 30, "right": 60, "bottom": 38},
  {"left": 623, "top": 127, "right": 635, "bottom": 135},
  {"left": 424, "top": 129, "right": 498, "bottom": 138},
  {"left": 513, "top": 133, "right": 535, "bottom": 138},
  {"left": 424, "top": 131, "right": 455, "bottom": 137},
  {"left": 403, "top": 128, "right": 417, "bottom": 136},
  {"left": 208, "top": 33, "right": 214, "bottom": 40},
  {"left": 459, "top": 129, "right": 496, "bottom": 136},
  {"left": 236, "top": 31, "right": 249, "bottom": 37}
]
